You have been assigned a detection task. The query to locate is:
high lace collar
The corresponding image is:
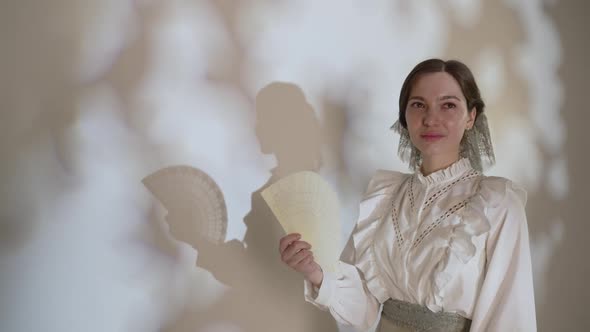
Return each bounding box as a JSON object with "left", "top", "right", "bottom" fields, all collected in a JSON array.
[{"left": 415, "top": 158, "right": 473, "bottom": 186}]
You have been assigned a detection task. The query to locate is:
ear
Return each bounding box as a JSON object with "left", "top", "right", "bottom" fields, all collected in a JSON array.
[{"left": 466, "top": 108, "right": 476, "bottom": 129}]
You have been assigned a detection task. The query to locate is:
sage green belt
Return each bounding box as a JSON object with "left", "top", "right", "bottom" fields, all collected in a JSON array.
[{"left": 380, "top": 298, "right": 472, "bottom": 332}]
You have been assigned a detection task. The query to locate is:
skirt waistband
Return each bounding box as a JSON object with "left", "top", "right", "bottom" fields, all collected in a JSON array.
[{"left": 381, "top": 298, "right": 471, "bottom": 332}]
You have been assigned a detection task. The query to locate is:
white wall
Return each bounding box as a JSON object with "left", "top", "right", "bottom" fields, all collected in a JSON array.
[{"left": 0, "top": 0, "right": 585, "bottom": 331}]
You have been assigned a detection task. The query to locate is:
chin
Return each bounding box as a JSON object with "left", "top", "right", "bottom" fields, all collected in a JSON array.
[
  {"left": 415, "top": 145, "right": 440, "bottom": 155},
  {"left": 417, "top": 147, "right": 450, "bottom": 159}
]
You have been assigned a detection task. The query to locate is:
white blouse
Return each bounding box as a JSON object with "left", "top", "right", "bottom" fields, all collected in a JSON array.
[{"left": 304, "top": 158, "right": 537, "bottom": 331}]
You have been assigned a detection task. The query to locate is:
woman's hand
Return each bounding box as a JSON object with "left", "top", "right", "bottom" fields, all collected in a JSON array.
[{"left": 279, "top": 233, "right": 324, "bottom": 287}]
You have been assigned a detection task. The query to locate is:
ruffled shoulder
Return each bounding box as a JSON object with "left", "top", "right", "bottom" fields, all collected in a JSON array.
[
  {"left": 357, "top": 170, "right": 407, "bottom": 224},
  {"left": 475, "top": 177, "right": 528, "bottom": 240},
  {"left": 350, "top": 169, "right": 408, "bottom": 303},
  {"left": 431, "top": 175, "right": 528, "bottom": 306},
  {"left": 364, "top": 170, "right": 407, "bottom": 195},
  {"left": 476, "top": 176, "right": 527, "bottom": 208},
  {"left": 446, "top": 176, "right": 526, "bottom": 264}
]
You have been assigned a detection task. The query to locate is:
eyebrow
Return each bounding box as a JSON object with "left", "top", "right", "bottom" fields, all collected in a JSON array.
[
  {"left": 439, "top": 95, "right": 462, "bottom": 102},
  {"left": 408, "top": 95, "right": 462, "bottom": 102}
]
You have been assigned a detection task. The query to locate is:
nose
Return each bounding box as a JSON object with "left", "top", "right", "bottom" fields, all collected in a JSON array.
[{"left": 422, "top": 109, "right": 439, "bottom": 126}]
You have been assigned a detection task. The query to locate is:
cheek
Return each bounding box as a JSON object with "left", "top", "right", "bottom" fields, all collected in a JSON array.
[
  {"left": 405, "top": 111, "right": 421, "bottom": 129},
  {"left": 444, "top": 120, "right": 466, "bottom": 139},
  {"left": 405, "top": 114, "right": 421, "bottom": 137}
]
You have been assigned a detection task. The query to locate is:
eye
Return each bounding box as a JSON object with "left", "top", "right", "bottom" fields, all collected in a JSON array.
[
  {"left": 442, "top": 102, "right": 457, "bottom": 109},
  {"left": 410, "top": 101, "right": 425, "bottom": 109}
]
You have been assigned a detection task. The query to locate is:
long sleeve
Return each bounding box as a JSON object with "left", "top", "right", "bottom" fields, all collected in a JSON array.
[
  {"left": 302, "top": 170, "right": 404, "bottom": 330},
  {"left": 470, "top": 181, "right": 537, "bottom": 331},
  {"left": 303, "top": 261, "right": 381, "bottom": 330}
]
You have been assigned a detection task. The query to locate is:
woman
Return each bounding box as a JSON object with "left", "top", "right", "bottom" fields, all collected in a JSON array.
[{"left": 279, "top": 59, "right": 536, "bottom": 331}]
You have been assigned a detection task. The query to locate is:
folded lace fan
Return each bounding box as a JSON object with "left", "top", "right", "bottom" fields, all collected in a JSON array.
[
  {"left": 261, "top": 171, "right": 341, "bottom": 272},
  {"left": 142, "top": 166, "right": 227, "bottom": 244}
]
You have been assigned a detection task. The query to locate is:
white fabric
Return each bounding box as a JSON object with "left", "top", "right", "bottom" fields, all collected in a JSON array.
[{"left": 304, "top": 158, "right": 537, "bottom": 331}]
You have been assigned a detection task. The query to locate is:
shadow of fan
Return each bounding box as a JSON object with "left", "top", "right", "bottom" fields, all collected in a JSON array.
[{"left": 142, "top": 166, "right": 228, "bottom": 247}]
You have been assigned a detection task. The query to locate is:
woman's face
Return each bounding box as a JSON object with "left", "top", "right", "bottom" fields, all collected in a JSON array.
[{"left": 405, "top": 72, "right": 475, "bottom": 162}]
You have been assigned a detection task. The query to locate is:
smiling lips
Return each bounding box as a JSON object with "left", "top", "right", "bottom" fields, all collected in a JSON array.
[{"left": 420, "top": 133, "right": 445, "bottom": 141}]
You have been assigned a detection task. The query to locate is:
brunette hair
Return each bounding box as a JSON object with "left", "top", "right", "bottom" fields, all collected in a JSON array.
[{"left": 398, "top": 59, "right": 484, "bottom": 128}]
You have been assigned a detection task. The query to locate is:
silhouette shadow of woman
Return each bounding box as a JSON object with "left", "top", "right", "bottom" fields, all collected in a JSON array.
[{"left": 163, "top": 82, "right": 338, "bottom": 332}]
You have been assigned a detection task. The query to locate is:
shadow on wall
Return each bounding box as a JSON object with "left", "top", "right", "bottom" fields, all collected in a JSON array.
[
  {"left": 0, "top": 3, "right": 185, "bottom": 331},
  {"left": 0, "top": 0, "right": 159, "bottom": 254},
  {"left": 0, "top": 1, "right": 88, "bottom": 254},
  {"left": 161, "top": 82, "right": 338, "bottom": 332}
]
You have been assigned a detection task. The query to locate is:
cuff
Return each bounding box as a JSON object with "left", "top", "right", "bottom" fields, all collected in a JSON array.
[{"left": 304, "top": 271, "right": 336, "bottom": 309}]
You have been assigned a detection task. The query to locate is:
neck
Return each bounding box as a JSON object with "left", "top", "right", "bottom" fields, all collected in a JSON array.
[{"left": 420, "top": 154, "right": 460, "bottom": 176}]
